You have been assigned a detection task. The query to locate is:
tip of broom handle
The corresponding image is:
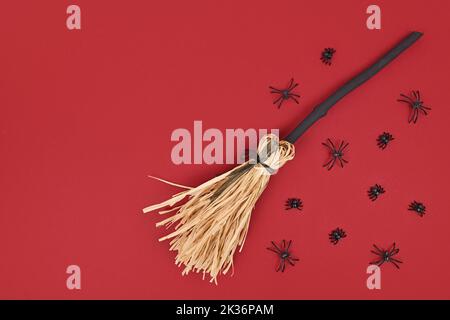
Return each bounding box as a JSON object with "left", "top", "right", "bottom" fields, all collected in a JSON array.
[{"left": 410, "top": 31, "right": 424, "bottom": 40}]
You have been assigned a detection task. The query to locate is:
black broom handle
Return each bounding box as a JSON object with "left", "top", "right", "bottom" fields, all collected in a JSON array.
[{"left": 284, "top": 31, "right": 423, "bottom": 144}]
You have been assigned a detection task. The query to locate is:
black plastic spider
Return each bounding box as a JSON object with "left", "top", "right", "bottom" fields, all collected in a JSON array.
[
  {"left": 370, "top": 243, "right": 403, "bottom": 269},
  {"left": 328, "top": 228, "right": 346, "bottom": 245},
  {"left": 408, "top": 200, "right": 426, "bottom": 217},
  {"left": 397, "top": 90, "right": 431, "bottom": 124},
  {"left": 285, "top": 198, "right": 303, "bottom": 211},
  {"left": 267, "top": 240, "right": 299, "bottom": 272},
  {"left": 377, "top": 132, "right": 394, "bottom": 150},
  {"left": 321, "top": 48, "right": 336, "bottom": 65},
  {"left": 368, "top": 184, "right": 385, "bottom": 201},
  {"left": 322, "top": 138, "right": 349, "bottom": 170},
  {"left": 269, "top": 78, "right": 300, "bottom": 109}
]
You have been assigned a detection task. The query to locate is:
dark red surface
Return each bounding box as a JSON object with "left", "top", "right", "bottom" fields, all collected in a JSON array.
[{"left": 1, "top": 0, "right": 449, "bottom": 299}]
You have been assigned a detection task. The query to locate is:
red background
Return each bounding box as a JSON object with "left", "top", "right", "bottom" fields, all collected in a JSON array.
[{"left": 1, "top": 0, "right": 449, "bottom": 299}]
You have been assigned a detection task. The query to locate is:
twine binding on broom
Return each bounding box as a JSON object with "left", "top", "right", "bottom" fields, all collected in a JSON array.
[{"left": 143, "top": 134, "right": 295, "bottom": 284}]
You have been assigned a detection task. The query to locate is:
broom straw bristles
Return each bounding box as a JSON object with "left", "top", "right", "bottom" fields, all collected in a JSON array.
[{"left": 143, "top": 134, "right": 295, "bottom": 284}]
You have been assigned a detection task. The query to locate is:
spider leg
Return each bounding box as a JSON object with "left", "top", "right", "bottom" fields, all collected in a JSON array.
[
  {"left": 287, "top": 78, "right": 294, "bottom": 88},
  {"left": 281, "top": 259, "right": 286, "bottom": 272},
  {"left": 377, "top": 140, "right": 383, "bottom": 148},
  {"left": 276, "top": 260, "right": 282, "bottom": 272},
  {"left": 390, "top": 257, "right": 403, "bottom": 264},
  {"left": 341, "top": 142, "right": 349, "bottom": 152},
  {"left": 289, "top": 96, "right": 299, "bottom": 104},
  {"left": 341, "top": 157, "right": 348, "bottom": 163},
  {"left": 389, "top": 243, "right": 398, "bottom": 252},
  {"left": 271, "top": 241, "right": 282, "bottom": 253},
  {"left": 413, "top": 109, "right": 418, "bottom": 123},
  {"left": 390, "top": 260, "right": 401, "bottom": 269},
  {"left": 273, "top": 97, "right": 284, "bottom": 108},
  {"left": 289, "top": 93, "right": 300, "bottom": 98},
  {"left": 322, "top": 141, "right": 333, "bottom": 151},
  {"left": 421, "top": 105, "right": 431, "bottom": 110},
  {"left": 419, "top": 107, "right": 428, "bottom": 115},
  {"left": 388, "top": 243, "right": 397, "bottom": 254},
  {"left": 327, "top": 138, "right": 336, "bottom": 151},
  {"left": 391, "top": 258, "right": 403, "bottom": 263},
  {"left": 323, "top": 157, "right": 335, "bottom": 170},
  {"left": 372, "top": 244, "right": 383, "bottom": 253},
  {"left": 323, "top": 158, "right": 333, "bottom": 167},
  {"left": 269, "top": 87, "right": 282, "bottom": 93},
  {"left": 408, "top": 110, "right": 414, "bottom": 123},
  {"left": 286, "top": 240, "right": 292, "bottom": 251},
  {"left": 288, "top": 256, "right": 299, "bottom": 262},
  {"left": 398, "top": 99, "right": 413, "bottom": 107},
  {"left": 288, "top": 82, "right": 299, "bottom": 91},
  {"left": 267, "top": 247, "right": 281, "bottom": 254},
  {"left": 390, "top": 248, "right": 400, "bottom": 256},
  {"left": 414, "top": 108, "right": 419, "bottom": 123},
  {"left": 322, "top": 157, "right": 334, "bottom": 169},
  {"left": 273, "top": 95, "right": 283, "bottom": 105},
  {"left": 369, "top": 259, "right": 382, "bottom": 265},
  {"left": 286, "top": 257, "right": 299, "bottom": 266},
  {"left": 389, "top": 242, "right": 400, "bottom": 259},
  {"left": 337, "top": 156, "right": 344, "bottom": 168},
  {"left": 408, "top": 109, "right": 416, "bottom": 123},
  {"left": 400, "top": 93, "right": 415, "bottom": 103},
  {"left": 327, "top": 158, "right": 336, "bottom": 171},
  {"left": 413, "top": 91, "right": 423, "bottom": 104},
  {"left": 377, "top": 260, "right": 385, "bottom": 267},
  {"left": 273, "top": 95, "right": 283, "bottom": 103}
]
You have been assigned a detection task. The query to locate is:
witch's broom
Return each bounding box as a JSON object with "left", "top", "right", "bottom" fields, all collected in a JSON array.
[{"left": 143, "top": 32, "right": 423, "bottom": 284}]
